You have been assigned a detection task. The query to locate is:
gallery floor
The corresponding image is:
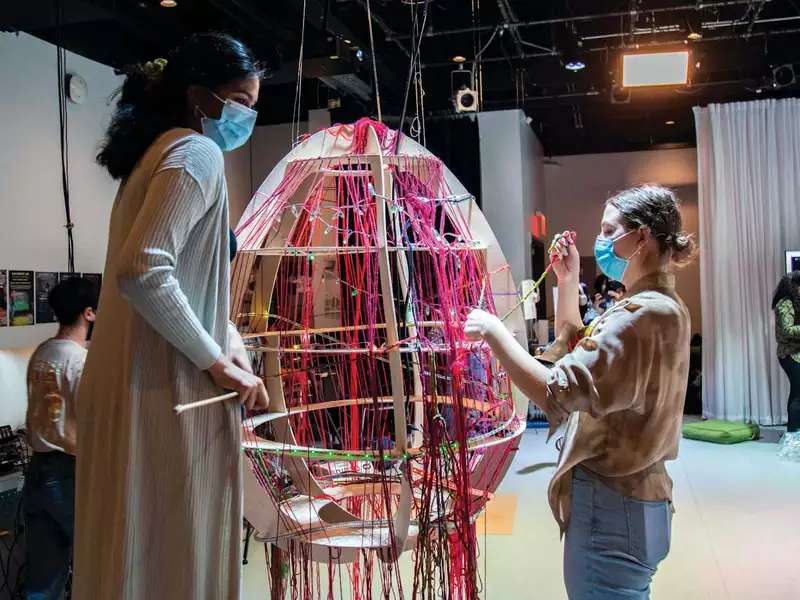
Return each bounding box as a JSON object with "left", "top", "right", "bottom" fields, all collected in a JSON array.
[{"left": 242, "top": 422, "right": 799, "bottom": 600}]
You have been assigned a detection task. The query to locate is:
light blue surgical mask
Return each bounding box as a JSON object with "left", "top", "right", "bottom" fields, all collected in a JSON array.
[
  {"left": 594, "top": 229, "right": 640, "bottom": 282},
  {"left": 199, "top": 92, "right": 257, "bottom": 152}
]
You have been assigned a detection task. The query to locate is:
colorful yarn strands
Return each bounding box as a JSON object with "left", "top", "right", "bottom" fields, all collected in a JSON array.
[{"left": 231, "top": 120, "right": 527, "bottom": 599}]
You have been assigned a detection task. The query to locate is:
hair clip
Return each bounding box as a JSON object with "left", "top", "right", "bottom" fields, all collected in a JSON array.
[{"left": 143, "top": 57, "right": 168, "bottom": 79}]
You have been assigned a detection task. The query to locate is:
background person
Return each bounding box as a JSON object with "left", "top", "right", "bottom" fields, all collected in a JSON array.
[{"left": 24, "top": 277, "right": 97, "bottom": 600}]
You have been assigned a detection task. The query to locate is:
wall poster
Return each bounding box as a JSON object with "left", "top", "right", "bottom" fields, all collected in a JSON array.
[
  {"left": 0, "top": 270, "right": 7, "bottom": 327},
  {"left": 35, "top": 271, "right": 60, "bottom": 324},
  {"left": 82, "top": 273, "right": 103, "bottom": 295},
  {"left": 59, "top": 272, "right": 79, "bottom": 283},
  {"left": 9, "top": 270, "right": 34, "bottom": 326}
]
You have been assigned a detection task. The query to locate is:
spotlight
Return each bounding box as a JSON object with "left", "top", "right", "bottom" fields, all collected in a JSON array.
[
  {"left": 451, "top": 66, "right": 475, "bottom": 112},
  {"left": 610, "top": 84, "right": 631, "bottom": 104},
  {"left": 455, "top": 88, "right": 478, "bottom": 113},
  {"left": 772, "top": 64, "right": 796, "bottom": 89},
  {"left": 565, "top": 59, "right": 586, "bottom": 72},
  {"left": 686, "top": 11, "right": 703, "bottom": 41},
  {"left": 562, "top": 41, "right": 586, "bottom": 72},
  {"left": 559, "top": 23, "right": 586, "bottom": 72},
  {"left": 452, "top": 55, "right": 467, "bottom": 64},
  {"left": 160, "top": 0, "right": 177, "bottom": 6}
]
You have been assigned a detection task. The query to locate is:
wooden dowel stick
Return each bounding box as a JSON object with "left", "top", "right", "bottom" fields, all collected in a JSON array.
[{"left": 174, "top": 391, "right": 239, "bottom": 414}]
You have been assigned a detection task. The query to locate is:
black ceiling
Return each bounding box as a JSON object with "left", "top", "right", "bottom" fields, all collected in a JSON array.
[{"left": 3, "top": 0, "right": 800, "bottom": 155}]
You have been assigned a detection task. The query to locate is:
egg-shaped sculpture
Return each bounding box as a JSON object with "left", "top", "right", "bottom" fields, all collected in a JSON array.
[{"left": 231, "top": 119, "right": 527, "bottom": 598}]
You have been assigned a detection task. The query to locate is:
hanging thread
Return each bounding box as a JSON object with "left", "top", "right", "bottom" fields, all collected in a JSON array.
[{"left": 364, "top": 0, "right": 383, "bottom": 122}]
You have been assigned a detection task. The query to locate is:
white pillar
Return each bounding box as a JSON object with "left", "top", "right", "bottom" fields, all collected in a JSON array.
[{"left": 478, "top": 109, "right": 545, "bottom": 283}]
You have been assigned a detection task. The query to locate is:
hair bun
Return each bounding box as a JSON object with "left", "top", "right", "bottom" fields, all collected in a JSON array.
[{"left": 671, "top": 232, "right": 697, "bottom": 266}]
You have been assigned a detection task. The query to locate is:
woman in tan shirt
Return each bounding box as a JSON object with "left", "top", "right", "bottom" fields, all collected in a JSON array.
[{"left": 465, "top": 185, "right": 693, "bottom": 599}]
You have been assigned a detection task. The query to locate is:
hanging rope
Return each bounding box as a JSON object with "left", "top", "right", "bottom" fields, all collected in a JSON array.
[
  {"left": 364, "top": 0, "right": 383, "bottom": 122},
  {"left": 291, "top": 0, "right": 308, "bottom": 145},
  {"left": 397, "top": 0, "right": 430, "bottom": 146},
  {"left": 55, "top": 0, "right": 75, "bottom": 273}
]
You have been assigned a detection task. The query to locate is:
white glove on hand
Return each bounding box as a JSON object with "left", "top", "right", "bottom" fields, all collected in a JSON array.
[{"left": 463, "top": 309, "right": 502, "bottom": 342}]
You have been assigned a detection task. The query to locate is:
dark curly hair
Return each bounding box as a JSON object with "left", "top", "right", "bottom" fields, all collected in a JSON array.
[
  {"left": 607, "top": 185, "right": 697, "bottom": 267},
  {"left": 97, "top": 33, "right": 262, "bottom": 180}
]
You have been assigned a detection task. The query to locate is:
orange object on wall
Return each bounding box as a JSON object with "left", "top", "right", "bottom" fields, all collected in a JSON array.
[{"left": 530, "top": 212, "right": 547, "bottom": 239}]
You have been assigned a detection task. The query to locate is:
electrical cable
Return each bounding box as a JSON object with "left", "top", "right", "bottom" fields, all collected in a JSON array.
[
  {"left": 397, "top": 0, "right": 430, "bottom": 143},
  {"left": 291, "top": 0, "right": 308, "bottom": 146},
  {"left": 365, "top": 0, "right": 383, "bottom": 122},
  {"left": 55, "top": 0, "right": 75, "bottom": 273}
]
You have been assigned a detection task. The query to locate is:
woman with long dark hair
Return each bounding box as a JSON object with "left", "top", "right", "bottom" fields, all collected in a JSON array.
[
  {"left": 772, "top": 270, "right": 800, "bottom": 461},
  {"left": 465, "top": 186, "right": 694, "bottom": 598},
  {"left": 74, "top": 33, "right": 268, "bottom": 599}
]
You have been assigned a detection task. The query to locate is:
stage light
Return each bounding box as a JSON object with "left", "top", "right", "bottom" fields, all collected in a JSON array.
[
  {"left": 455, "top": 88, "right": 478, "bottom": 113},
  {"left": 773, "top": 64, "right": 796, "bottom": 89},
  {"left": 565, "top": 59, "right": 586, "bottom": 72},
  {"left": 686, "top": 11, "right": 703, "bottom": 41},
  {"left": 160, "top": 0, "right": 177, "bottom": 7},
  {"left": 610, "top": 84, "right": 631, "bottom": 104},
  {"left": 622, "top": 51, "right": 689, "bottom": 87},
  {"left": 562, "top": 41, "right": 586, "bottom": 72}
]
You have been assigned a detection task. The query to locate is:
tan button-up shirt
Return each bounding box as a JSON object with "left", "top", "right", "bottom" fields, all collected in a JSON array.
[{"left": 539, "top": 272, "right": 690, "bottom": 533}]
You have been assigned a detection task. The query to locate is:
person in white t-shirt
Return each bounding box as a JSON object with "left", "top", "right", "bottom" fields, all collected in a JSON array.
[{"left": 24, "top": 276, "right": 97, "bottom": 600}]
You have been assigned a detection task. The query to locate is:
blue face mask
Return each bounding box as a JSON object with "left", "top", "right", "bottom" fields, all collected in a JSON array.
[
  {"left": 594, "top": 229, "right": 639, "bottom": 282},
  {"left": 199, "top": 92, "right": 257, "bottom": 152}
]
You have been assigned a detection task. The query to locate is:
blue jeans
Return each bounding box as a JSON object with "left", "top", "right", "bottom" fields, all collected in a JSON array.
[
  {"left": 23, "top": 452, "right": 75, "bottom": 600},
  {"left": 564, "top": 468, "right": 672, "bottom": 599}
]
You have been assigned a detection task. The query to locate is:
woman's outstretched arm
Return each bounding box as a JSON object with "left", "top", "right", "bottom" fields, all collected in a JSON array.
[{"left": 464, "top": 310, "right": 550, "bottom": 406}]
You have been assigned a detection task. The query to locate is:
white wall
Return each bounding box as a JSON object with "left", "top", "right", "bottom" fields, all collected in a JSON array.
[
  {"left": 478, "top": 109, "right": 545, "bottom": 283},
  {"left": 542, "top": 148, "right": 702, "bottom": 333},
  {"left": 0, "top": 32, "right": 122, "bottom": 350}
]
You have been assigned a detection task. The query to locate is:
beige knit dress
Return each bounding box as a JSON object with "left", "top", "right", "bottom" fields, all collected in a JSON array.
[{"left": 74, "top": 128, "right": 241, "bottom": 599}]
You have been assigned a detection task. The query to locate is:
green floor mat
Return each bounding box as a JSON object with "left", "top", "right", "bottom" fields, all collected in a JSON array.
[{"left": 682, "top": 420, "right": 760, "bottom": 444}]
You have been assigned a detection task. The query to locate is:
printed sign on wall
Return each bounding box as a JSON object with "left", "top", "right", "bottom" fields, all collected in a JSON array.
[
  {"left": 0, "top": 270, "right": 7, "bottom": 327},
  {"left": 35, "top": 272, "right": 60, "bottom": 324},
  {"left": 59, "top": 272, "right": 79, "bottom": 283},
  {"left": 9, "top": 270, "right": 34, "bottom": 326},
  {"left": 82, "top": 273, "right": 103, "bottom": 296}
]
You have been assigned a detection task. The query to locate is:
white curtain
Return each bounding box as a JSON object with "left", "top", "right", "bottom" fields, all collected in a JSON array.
[{"left": 694, "top": 99, "right": 800, "bottom": 425}]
